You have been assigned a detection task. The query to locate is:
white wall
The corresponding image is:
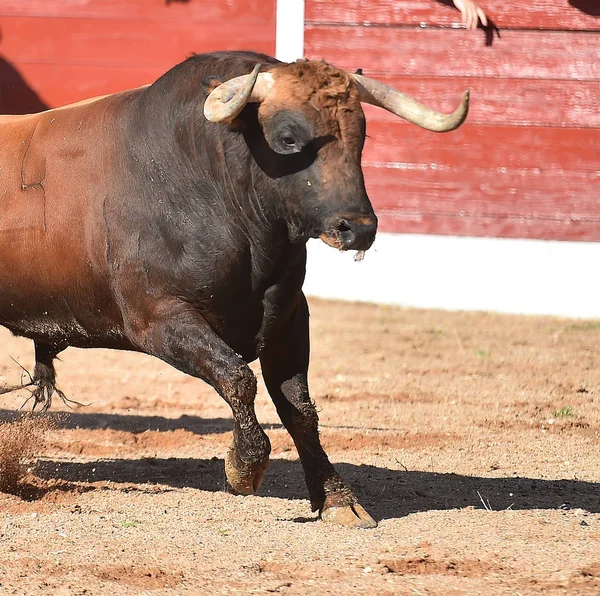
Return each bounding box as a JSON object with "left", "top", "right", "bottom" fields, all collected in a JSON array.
[{"left": 304, "top": 233, "right": 600, "bottom": 319}]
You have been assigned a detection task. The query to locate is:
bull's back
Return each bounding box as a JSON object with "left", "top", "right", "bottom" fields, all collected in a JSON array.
[{"left": 0, "top": 93, "right": 135, "bottom": 345}]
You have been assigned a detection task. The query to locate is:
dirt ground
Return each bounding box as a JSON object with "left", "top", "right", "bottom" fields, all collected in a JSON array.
[{"left": 0, "top": 298, "right": 599, "bottom": 595}]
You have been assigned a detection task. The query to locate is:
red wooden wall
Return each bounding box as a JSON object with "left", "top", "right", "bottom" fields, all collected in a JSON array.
[
  {"left": 305, "top": 1, "right": 600, "bottom": 241},
  {"left": 1, "top": 1, "right": 598, "bottom": 242},
  {"left": 0, "top": 0, "right": 275, "bottom": 112}
]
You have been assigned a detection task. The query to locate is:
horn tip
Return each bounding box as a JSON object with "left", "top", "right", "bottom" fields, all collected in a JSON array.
[{"left": 457, "top": 89, "right": 470, "bottom": 125}]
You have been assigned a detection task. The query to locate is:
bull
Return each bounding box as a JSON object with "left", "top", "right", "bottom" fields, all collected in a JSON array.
[{"left": 0, "top": 52, "right": 468, "bottom": 527}]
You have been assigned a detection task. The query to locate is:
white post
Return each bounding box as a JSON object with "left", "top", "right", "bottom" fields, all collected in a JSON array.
[{"left": 276, "top": 0, "right": 305, "bottom": 62}]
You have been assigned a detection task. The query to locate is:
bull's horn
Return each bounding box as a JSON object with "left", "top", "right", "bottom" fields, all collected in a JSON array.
[
  {"left": 204, "top": 64, "right": 274, "bottom": 124},
  {"left": 352, "top": 74, "right": 469, "bottom": 133}
]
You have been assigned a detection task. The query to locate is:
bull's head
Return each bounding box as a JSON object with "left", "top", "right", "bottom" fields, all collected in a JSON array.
[{"left": 203, "top": 60, "right": 468, "bottom": 252}]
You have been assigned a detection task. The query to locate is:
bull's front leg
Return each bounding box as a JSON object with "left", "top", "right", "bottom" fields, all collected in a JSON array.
[
  {"left": 260, "top": 294, "right": 376, "bottom": 528},
  {"left": 134, "top": 308, "right": 270, "bottom": 494}
]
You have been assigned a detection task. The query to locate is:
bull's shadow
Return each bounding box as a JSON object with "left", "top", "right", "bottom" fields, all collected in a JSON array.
[
  {"left": 0, "top": 27, "right": 48, "bottom": 114},
  {"left": 3, "top": 409, "right": 598, "bottom": 520},
  {"left": 569, "top": 0, "right": 600, "bottom": 15},
  {"left": 34, "top": 456, "right": 600, "bottom": 522},
  {"left": 0, "top": 57, "right": 48, "bottom": 114},
  {"left": 0, "top": 408, "right": 236, "bottom": 435},
  {"left": 0, "top": 409, "right": 284, "bottom": 435}
]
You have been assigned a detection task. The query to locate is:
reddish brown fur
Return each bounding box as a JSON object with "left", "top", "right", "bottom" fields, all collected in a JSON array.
[
  {"left": 269, "top": 60, "right": 358, "bottom": 108},
  {"left": 262, "top": 60, "right": 364, "bottom": 152},
  {"left": 0, "top": 90, "right": 140, "bottom": 342},
  {"left": 258, "top": 60, "right": 367, "bottom": 206}
]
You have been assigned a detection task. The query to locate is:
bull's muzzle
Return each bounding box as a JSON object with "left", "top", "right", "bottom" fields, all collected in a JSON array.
[{"left": 320, "top": 215, "right": 378, "bottom": 251}]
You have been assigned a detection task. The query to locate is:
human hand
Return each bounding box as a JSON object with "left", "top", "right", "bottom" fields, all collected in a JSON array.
[{"left": 452, "top": 0, "right": 488, "bottom": 29}]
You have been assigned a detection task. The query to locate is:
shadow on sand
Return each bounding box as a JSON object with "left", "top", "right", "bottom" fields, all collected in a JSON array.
[
  {"left": 2, "top": 409, "right": 598, "bottom": 521},
  {"left": 34, "top": 456, "right": 600, "bottom": 523},
  {"left": 0, "top": 408, "right": 286, "bottom": 435}
]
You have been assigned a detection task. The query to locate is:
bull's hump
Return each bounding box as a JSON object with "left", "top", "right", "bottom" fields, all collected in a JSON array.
[{"left": 48, "top": 84, "right": 150, "bottom": 113}]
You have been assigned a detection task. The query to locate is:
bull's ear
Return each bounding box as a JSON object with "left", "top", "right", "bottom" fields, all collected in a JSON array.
[{"left": 202, "top": 76, "right": 224, "bottom": 96}]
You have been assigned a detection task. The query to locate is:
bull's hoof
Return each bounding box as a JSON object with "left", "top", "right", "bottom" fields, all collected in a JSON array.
[
  {"left": 225, "top": 448, "right": 269, "bottom": 495},
  {"left": 321, "top": 503, "right": 377, "bottom": 529}
]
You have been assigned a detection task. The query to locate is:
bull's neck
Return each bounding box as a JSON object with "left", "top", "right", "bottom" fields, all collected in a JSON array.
[
  {"left": 150, "top": 87, "right": 291, "bottom": 218},
  {"left": 124, "top": 86, "right": 305, "bottom": 275}
]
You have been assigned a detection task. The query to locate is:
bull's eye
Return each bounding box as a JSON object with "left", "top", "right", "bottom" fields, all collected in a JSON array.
[
  {"left": 280, "top": 134, "right": 299, "bottom": 152},
  {"left": 267, "top": 110, "right": 312, "bottom": 154}
]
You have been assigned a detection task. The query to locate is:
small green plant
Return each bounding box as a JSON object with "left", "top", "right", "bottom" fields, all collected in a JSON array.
[
  {"left": 122, "top": 519, "right": 139, "bottom": 528},
  {"left": 552, "top": 406, "right": 574, "bottom": 418},
  {"left": 218, "top": 529, "right": 229, "bottom": 537},
  {"left": 568, "top": 321, "right": 600, "bottom": 331},
  {"left": 475, "top": 349, "right": 491, "bottom": 358}
]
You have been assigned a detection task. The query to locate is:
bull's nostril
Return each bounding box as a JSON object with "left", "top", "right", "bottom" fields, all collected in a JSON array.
[{"left": 337, "top": 219, "right": 352, "bottom": 233}]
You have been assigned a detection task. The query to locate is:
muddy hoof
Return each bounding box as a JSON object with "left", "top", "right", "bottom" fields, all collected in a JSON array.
[
  {"left": 321, "top": 503, "right": 377, "bottom": 529},
  {"left": 225, "top": 449, "right": 268, "bottom": 495}
]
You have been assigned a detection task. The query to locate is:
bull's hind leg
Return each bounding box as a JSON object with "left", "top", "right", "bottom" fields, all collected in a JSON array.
[
  {"left": 27, "top": 342, "right": 71, "bottom": 411},
  {"left": 260, "top": 294, "right": 377, "bottom": 528},
  {"left": 0, "top": 341, "right": 69, "bottom": 410}
]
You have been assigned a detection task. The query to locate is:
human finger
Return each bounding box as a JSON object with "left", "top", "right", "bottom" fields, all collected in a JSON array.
[
  {"left": 476, "top": 6, "right": 488, "bottom": 27},
  {"left": 467, "top": 5, "right": 476, "bottom": 29}
]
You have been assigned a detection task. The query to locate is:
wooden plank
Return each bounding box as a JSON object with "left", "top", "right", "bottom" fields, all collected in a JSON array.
[
  {"left": 362, "top": 121, "right": 600, "bottom": 173},
  {"left": 0, "top": 15, "right": 275, "bottom": 71},
  {"left": 306, "top": 0, "right": 600, "bottom": 31},
  {"left": 305, "top": 27, "right": 600, "bottom": 80},
  {"left": 0, "top": 0, "right": 274, "bottom": 23},
  {"left": 376, "top": 211, "right": 600, "bottom": 241},
  {"left": 364, "top": 166, "right": 600, "bottom": 240},
  {"left": 365, "top": 166, "right": 600, "bottom": 216},
  {"left": 359, "top": 76, "right": 600, "bottom": 128}
]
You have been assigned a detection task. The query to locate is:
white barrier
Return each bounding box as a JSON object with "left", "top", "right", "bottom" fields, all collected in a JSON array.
[{"left": 304, "top": 233, "right": 600, "bottom": 319}]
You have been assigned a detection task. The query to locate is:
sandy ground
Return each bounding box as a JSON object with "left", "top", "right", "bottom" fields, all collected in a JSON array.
[{"left": 0, "top": 298, "right": 599, "bottom": 595}]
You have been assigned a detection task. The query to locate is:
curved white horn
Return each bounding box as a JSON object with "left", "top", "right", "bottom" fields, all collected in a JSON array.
[
  {"left": 352, "top": 74, "right": 469, "bottom": 133},
  {"left": 204, "top": 64, "right": 274, "bottom": 124}
]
